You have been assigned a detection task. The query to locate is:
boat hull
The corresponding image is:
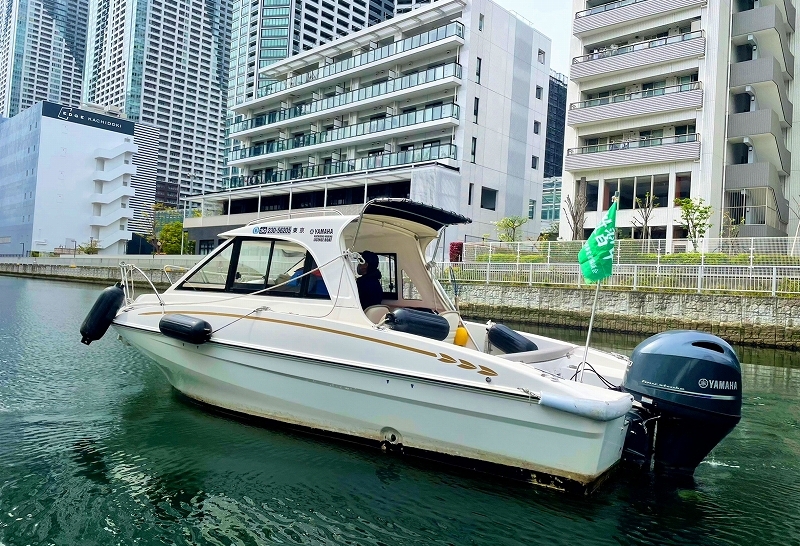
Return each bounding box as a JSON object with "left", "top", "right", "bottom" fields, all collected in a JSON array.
[{"left": 116, "top": 324, "right": 628, "bottom": 492}]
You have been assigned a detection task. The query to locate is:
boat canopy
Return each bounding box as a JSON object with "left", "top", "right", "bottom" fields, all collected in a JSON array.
[{"left": 361, "top": 199, "right": 471, "bottom": 233}]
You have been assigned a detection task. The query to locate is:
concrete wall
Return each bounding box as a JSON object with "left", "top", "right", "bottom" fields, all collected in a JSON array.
[{"left": 449, "top": 284, "right": 800, "bottom": 349}]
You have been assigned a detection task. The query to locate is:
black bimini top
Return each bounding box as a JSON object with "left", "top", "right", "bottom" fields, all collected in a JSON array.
[{"left": 361, "top": 199, "right": 472, "bottom": 231}]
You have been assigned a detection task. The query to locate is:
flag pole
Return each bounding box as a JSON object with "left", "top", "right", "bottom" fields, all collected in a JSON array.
[{"left": 578, "top": 279, "right": 601, "bottom": 382}]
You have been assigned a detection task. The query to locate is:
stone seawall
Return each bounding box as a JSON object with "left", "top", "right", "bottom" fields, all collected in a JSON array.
[
  {"left": 0, "top": 263, "right": 173, "bottom": 289},
  {"left": 3, "top": 264, "right": 799, "bottom": 349},
  {"left": 449, "top": 285, "right": 800, "bottom": 349}
]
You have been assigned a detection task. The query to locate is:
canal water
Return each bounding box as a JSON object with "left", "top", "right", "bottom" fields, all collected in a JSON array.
[{"left": 0, "top": 276, "right": 798, "bottom": 546}]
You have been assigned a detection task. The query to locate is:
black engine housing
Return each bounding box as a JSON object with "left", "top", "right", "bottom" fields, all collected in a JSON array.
[{"left": 621, "top": 331, "right": 742, "bottom": 475}]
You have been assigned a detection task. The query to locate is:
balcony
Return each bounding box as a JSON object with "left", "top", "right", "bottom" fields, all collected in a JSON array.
[
  {"left": 568, "top": 82, "right": 702, "bottom": 127},
  {"left": 89, "top": 208, "right": 135, "bottom": 227},
  {"left": 228, "top": 103, "right": 460, "bottom": 166},
  {"left": 571, "top": 31, "right": 705, "bottom": 82},
  {"left": 564, "top": 134, "right": 700, "bottom": 172},
  {"left": 246, "top": 22, "right": 464, "bottom": 105},
  {"left": 221, "top": 145, "right": 458, "bottom": 191},
  {"left": 727, "top": 109, "right": 791, "bottom": 173},
  {"left": 573, "top": 0, "right": 706, "bottom": 37},
  {"left": 724, "top": 162, "right": 790, "bottom": 223},
  {"left": 90, "top": 185, "right": 136, "bottom": 205},
  {"left": 228, "top": 63, "right": 462, "bottom": 139},
  {"left": 92, "top": 163, "right": 136, "bottom": 182},
  {"left": 730, "top": 56, "right": 793, "bottom": 124},
  {"left": 732, "top": 5, "right": 794, "bottom": 78}
]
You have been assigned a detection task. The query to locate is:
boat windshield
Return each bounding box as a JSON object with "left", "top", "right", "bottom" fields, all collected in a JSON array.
[{"left": 178, "top": 238, "right": 329, "bottom": 299}]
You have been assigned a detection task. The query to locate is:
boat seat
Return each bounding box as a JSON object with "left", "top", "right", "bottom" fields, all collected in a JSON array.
[
  {"left": 365, "top": 305, "right": 390, "bottom": 324},
  {"left": 438, "top": 310, "right": 461, "bottom": 344}
]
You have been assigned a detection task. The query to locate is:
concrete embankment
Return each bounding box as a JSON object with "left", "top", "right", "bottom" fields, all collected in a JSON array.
[
  {"left": 449, "top": 285, "right": 800, "bottom": 349},
  {"left": 2, "top": 261, "right": 799, "bottom": 349},
  {"left": 0, "top": 261, "right": 183, "bottom": 289}
]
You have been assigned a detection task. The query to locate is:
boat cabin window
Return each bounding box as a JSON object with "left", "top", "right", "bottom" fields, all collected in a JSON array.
[
  {"left": 179, "top": 238, "right": 329, "bottom": 299},
  {"left": 401, "top": 269, "right": 422, "bottom": 300},
  {"left": 375, "top": 253, "right": 398, "bottom": 300}
]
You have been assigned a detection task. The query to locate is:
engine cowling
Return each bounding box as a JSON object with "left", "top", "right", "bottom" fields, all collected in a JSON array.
[{"left": 621, "top": 331, "right": 742, "bottom": 475}]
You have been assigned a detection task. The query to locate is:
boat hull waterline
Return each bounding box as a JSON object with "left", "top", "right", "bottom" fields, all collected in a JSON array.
[{"left": 115, "top": 323, "right": 628, "bottom": 491}]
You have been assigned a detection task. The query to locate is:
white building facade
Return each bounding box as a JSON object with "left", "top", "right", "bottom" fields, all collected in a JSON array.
[
  {"left": 190, "top": 0, "right": 551, "bottom": 253},
  {"left": 561, "top": 0, "right": 797, "bottom": 242},
  {"left": 0, "top": 101, "right": 157, "bottom": 255},
  {"left": 0, "top": 0, "right": 89, "bottom": 117},
  {"left": 83, "top": 0, "right": 232, "bottom": 207}
]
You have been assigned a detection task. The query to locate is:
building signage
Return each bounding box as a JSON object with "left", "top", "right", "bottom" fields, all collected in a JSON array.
[{"left": 41, "top": 101, "right": 135, "bottom": 135}]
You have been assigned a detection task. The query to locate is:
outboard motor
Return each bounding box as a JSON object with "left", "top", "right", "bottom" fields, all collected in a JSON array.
[{"left": 621, "top": 331, "right": 742, "bottom": 475}]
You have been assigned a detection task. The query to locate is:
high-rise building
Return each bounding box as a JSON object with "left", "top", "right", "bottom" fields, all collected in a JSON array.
[
  {"left": 0, "top": 101, "right": 158, "bottom": 255},
  {"left": 0, "top": 0, "right": 89, "bottom": 117},
  {"left": 544, "top": 70, "right": 566, "bottom": 179},
  {"left": 222, "top": 0, "right": 397, "bottom": 188},
  {"left": 83, "top": 0, "right": 232, "bottom": 208},
  {"left": 187, "top": 0, "right": 551, "bottom": 252},
  {"left": 562, "top": 0, "right": 797, "bottom": 242}
]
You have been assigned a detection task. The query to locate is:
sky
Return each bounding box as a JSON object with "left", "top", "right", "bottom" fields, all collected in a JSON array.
[{"left": 493, "top": 1, "right": 572, "bottom": 75}]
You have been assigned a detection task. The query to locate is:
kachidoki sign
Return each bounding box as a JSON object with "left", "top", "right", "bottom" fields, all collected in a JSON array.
[{"left": 42, "top": 101, "right": 135, "bottom": 135}]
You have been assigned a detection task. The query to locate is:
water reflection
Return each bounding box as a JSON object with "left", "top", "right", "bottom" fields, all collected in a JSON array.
[{"left": 1, "top": 277, "right": 799, "bottom": 546}]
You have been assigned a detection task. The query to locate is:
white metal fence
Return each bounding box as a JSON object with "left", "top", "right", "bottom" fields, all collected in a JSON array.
[
  {"left": 460, "top": 237, "right": 800, "bottom": 267},
  {"left": 435, "top": 262, "right": 800, "bottom": 297}
]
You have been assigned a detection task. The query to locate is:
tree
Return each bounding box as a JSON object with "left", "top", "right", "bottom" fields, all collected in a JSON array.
[
  {"left": 675, "top": 197, "right": 713, "bottom": 251},
  {"left": 563, "top": 180, "right": 587, "bottom": 240},
  {"left": 720, "top": 210, "right": 744, "bottom": 238},
  {"left": 631, "top": 192, "right": 659, "bottom": 240},
  {"left": 158, "top": 221, "right": 194, "bottom": 254},
  {"left": 78, "top": 240, "right": 99, "bottom": 254},
  {"left": 492, "top": 216, "right": 528, "bottom": 242},
  {"left": 538, "top": 222, "right": 559, "bottom": 241}
]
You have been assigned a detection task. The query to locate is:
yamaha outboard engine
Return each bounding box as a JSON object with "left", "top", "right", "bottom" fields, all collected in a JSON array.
[{"left": 621, "top": 331, "right": 742, "bottom": 475}]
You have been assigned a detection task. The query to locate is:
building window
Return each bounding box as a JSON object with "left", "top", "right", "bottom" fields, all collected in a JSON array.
[
  {"left": 537, "top": 49, "right": 545, "bottom": 64},
  {"left": 199, "top": 240, "right": 214, "bottom": 255},
  {"left": 479, "top": 13, "right": 484, "bottom": 31},
  {"left": 473, "top": 97, "right": 479, "bottom": 123},
  {"left": 528, "top": 199, "right": 536, "bottom": 220},
  {"left": 470, "top": 137, "right": 477, "bottom": 163},
  {"left": 536, "top": 86, "right": 543, "bottom": 100},
  {"left": 468, "top": 182, "right": 474, "bottom": 205},
  {"left": 534, "top": 121, "right": 540, "bottom": 134},
  {"left": 475, "top": 57, "right": 482, "bottom": 84},
  {"left": 480, "top": 187, "right": 497, "bottom": 211},
  {"left": 531, "top": 156, "right": 539, "bottom": 169}
]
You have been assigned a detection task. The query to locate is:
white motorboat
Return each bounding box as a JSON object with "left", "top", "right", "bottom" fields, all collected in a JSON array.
[{"left": 80, "top": 199, "right": 742, "bottom": 493}]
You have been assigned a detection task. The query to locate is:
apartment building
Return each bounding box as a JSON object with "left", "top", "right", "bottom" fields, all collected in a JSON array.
[
  {"left": 0, "top": 0, "right": 88, "bottom": 117},
  {"left": 223, "top": 0, "right": 397, "bottom": 189},
  {"left": 187, "top": 0, "right": 551, "bottom": 252},
  {"left": 83, "top": 0, "right": 232, "bottom": 207},
  {"left": 561, "top": 0, "right": 797, "bottom": 242}
]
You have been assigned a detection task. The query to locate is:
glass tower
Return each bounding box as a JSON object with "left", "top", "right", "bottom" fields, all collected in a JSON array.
[
  {"left": 84, "top": 0, "right": 232, "bottom": 207},
  {"left": 0, "top": 0, "right": 88, "bottom": 117}
]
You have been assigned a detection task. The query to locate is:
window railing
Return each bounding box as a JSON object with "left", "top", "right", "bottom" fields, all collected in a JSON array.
[
  {"left": 724, "top": 205, "right": 780, "bottom": 227},
  {"left": 229, "top": 103, "right": 460, "bottom": 161},
  {"left": 572, "top": 31, "right": 704, "bottom": 64},
  {"left": 570, "top": 81, "right": 701, "bottom": 109},
  {"left": 256, "top": 22, "right": 464, "bottom": 98},
  {"left": 567, "top": 133, "right": 699, "bottom": 155},
  {"left": 221, "top": 144, "right": 457, "bottom": 190},
  {"left": 576, "top": 0, "right": 647, "bottom": 18},
  {"left": 228, "top": 63, "right": 462, "bottom": 135}
]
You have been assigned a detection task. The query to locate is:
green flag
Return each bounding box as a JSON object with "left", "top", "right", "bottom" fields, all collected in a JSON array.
[{"left": 578, "top": 200, "right": 617, "bottom": 283}]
